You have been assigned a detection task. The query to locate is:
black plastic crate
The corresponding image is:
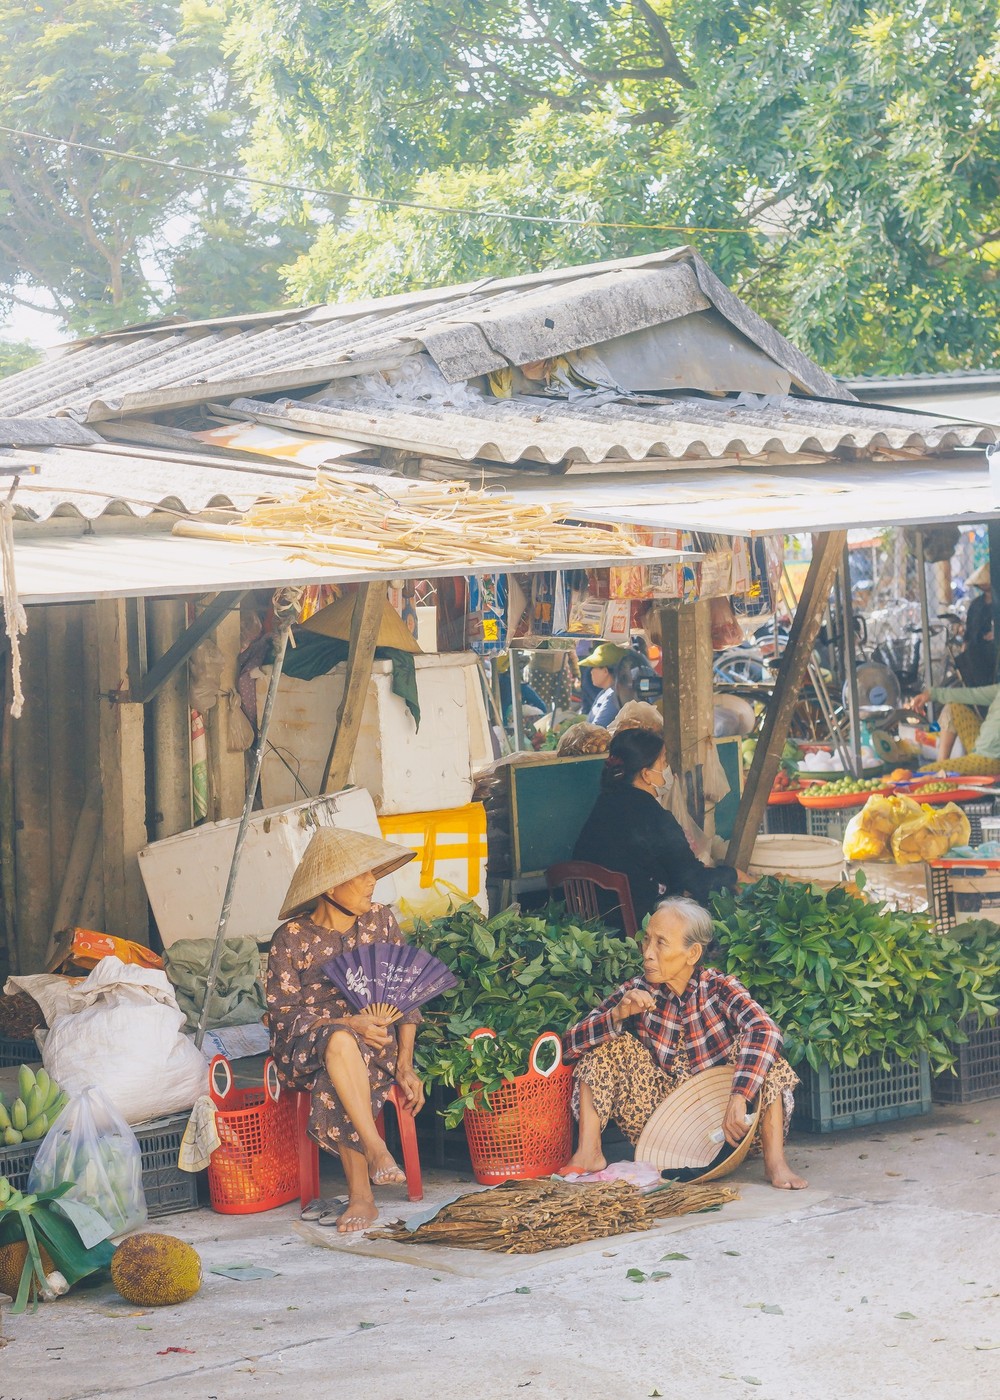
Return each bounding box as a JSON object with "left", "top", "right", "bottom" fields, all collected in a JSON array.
[
  {"left": 0, "top": 1112, "right": 198, "bottom": 1218},
  {"left": 794, "top": 1052, "right": 932, "bottom": 1132},
  {"left": 0, "top": 1036, "right": 42, "bottom": 1067},
  {"left": 761, "top": 803, "right": 807, "bottom": 836},
  {"left": 932, "top": 1015, "right": 1000, "bottom": 1104}
]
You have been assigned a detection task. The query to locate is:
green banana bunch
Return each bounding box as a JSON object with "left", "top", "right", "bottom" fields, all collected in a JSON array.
[{"left": 0, "top": 1067, "right": 68, "bottom": 1148}]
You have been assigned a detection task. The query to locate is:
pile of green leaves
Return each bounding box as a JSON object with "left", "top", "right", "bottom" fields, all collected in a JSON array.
[
  {"left": 711, "top": 876, "right": 1000, "bottom": 1075},
  {"left": 410, "top": 903, "right": 640, "bottom": 1128}
]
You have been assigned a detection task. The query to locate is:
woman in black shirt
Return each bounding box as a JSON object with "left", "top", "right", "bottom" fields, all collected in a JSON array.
[{"left": 573, "top": 728, "right": 737, "bottom": 930}]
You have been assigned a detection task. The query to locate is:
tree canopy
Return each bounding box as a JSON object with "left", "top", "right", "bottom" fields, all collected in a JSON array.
[
  {"left": 229, "top": 0, "right": 1000, "bottom": 376},
  {"left": 0, "top": 0, "right": 305, "bottom": 335}
]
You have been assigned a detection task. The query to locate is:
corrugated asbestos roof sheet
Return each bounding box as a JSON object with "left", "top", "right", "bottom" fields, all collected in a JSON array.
[
  {"left": 0, "top": 247, "right": 845, "bottom": 420},
  {"left": 489, "top": 460, "right": 1000, "bottom": 536},
  {"left": 229, "top": 392, "right": 997, "bottom": 468},
  {"left": 8, "top": 527, "right": 685, "bottom": 605},
  {"left": 2, "top": 445, "right": 317, "bottom": 521}
]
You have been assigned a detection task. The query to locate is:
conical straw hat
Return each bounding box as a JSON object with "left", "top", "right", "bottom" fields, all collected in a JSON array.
[
  {"left": 279, "top": 826, "right": 416, "bottom": 919},
  {"left": 303, "top": 594, "right": 421, "bottom": 654},
  {"left": 634, "top": 1065, "right": 763, "bottom": 1184}
]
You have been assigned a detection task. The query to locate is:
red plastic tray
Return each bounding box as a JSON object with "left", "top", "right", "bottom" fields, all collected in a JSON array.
[
  {"left": 797, "top": 788, "right": 895, "bottom": 810},
  {"left": 768, "top": 790, "right": 804, "bottom": 806},
  {"left": 904, "top": 787, "right": 986, "bottom": 805}
]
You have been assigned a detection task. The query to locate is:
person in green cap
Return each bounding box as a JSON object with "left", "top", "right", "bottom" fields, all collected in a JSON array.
[{"left": 579, "top": 641, "right": 630, "bottom": 728}]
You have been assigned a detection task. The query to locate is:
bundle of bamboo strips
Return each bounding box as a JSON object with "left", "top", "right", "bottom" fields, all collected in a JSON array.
[
  {"left": 172, "top": 476, "right": 640, "bottom": 570},
  {"left": 372, "top": 1177, "right": 738, "bottom": 1254}
]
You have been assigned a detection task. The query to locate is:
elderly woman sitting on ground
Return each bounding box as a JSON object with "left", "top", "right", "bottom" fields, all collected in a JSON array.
[
  {"left": 267, "top": 827, "right": 424, "bottom": 1232},
  {"left": 561, "top": 897, "right": 807, "bottom": 1190}
]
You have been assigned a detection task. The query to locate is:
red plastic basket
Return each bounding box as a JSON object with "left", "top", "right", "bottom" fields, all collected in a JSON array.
[
  {"left": 462, "top": 1030, "right": 574, "bottom": 1186},
  {"left": 206, "top": 1056, "right": 300, "bottom": 1215}
]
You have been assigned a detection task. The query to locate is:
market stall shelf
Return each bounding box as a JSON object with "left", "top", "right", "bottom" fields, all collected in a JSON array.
[
  {"left": 794, "top": 1053, "right": 932, "bottom": 1133},
  {"left": 932, "top": 1015, "right": 1000, "bottom": 1104}
]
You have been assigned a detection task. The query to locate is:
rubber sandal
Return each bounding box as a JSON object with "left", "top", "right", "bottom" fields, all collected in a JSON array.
[{"left": 302, "top": 1196, "right": 347, "bottom": 1223}]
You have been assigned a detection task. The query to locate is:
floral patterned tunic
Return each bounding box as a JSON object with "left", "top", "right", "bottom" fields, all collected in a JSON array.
[{"left": 266, "top": 904, "right": 421, "bottom": 1156}]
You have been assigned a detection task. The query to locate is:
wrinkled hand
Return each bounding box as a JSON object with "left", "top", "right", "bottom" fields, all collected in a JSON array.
[
  {"left": 349, "top": 1011, "right": 393, "bottom": 1050},
  {"left": 911, "top": 690, "right": 931, "bottom": 717},
  {"left": 722, "top": 1093, "right": 754, "bottom": 1148},
  {"left": 395, "top": 1064, "right": 425, "bottom": 1116},
  {"left": 612, "top": 988, "right": 657, "bottom": 1025}
]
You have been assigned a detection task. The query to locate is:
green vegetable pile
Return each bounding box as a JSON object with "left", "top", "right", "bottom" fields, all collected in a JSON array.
[
  {"left": 411, "top": 903, "right": 640, "bottom": 1127},
  {"left": 711, "top": 875, "right": 1000, "bottom": 1074}
]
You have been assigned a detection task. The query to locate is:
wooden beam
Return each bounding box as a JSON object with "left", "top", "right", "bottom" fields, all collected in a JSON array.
[
  {"left": 124, "top": 591, "right": 244, "bottom": 705},
  {"left": 205, "top": 608, "right": 246, "bottom": 820},
  {"left": 12, "top": 613, "right": 52, "bottom": 971},
  {"left": 148, "top": 599, "right": 192, "bottom": 840},
  {"left": 321, "top": 584, "right": 384, "bottom": 793},
  {"left": 727, "top": 530, "right": 847, "bottom": 870},
  {"left": 96, "top": 599, "right": 149, "bottom": 939},
  {"left": 659, "top": 600, "right": 714, "bottom": 824}
]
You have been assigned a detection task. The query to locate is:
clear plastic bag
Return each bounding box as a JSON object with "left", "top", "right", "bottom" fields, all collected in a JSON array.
[{"left": 27, "top": 1085, "right": 147, "bottom": 1238}]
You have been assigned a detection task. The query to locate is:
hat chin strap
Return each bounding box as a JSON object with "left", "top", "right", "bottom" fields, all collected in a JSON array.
[{"left": 321, "top": 892, "right": 360, "bottom": 919}]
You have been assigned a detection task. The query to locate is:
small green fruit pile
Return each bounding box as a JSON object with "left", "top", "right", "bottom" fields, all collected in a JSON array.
[
  {"left": 0, "top": 1065, "right": 69, "bottom": 1146},
  {"left": 912, "top": 781, "right": 952, "bottom": 795},
  {"left": 807, "top": 776, "right": 887, "bottom": 798}
]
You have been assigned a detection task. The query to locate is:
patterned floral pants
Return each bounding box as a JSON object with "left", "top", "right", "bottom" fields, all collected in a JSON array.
[
  {"left": 922, "top": 704, "right": 1000, "bottom": 776},
  {"left": 571, "top": 1033, "right": 799, "bottom": 1149}
]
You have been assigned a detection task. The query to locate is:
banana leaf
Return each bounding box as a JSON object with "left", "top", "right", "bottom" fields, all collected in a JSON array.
[{"left": 0, "top": 1183, "right": 115, "bottom": 1313}]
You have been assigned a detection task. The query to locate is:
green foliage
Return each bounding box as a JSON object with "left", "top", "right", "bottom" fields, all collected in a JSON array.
[
  {"left": 230, "top": 0, "right": 1000, "bottom": 374},
  {"left": 0, "top": 0, "right": 305, "bottom": 334},
  {"left": 0, "top": 339, "right": 41, "bottom": 379},
  {"left": 410, "top": 901, "right": 640, "bottom": 1128},
  {"left": 711, "top": 877, "right": 1000, "bottom": 1076}
]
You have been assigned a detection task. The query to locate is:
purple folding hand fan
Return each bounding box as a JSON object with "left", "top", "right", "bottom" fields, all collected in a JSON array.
[{"left": 322, "top": 944, "right": 457, "bottom": 1023}]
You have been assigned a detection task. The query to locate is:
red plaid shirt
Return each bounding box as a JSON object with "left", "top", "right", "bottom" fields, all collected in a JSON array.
[{"left": 563, "top": 968, "right": 782, "bottom": 1103}]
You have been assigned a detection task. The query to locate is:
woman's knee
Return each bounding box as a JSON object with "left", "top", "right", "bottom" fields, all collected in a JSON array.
[{"left": 324, "top": 1029, "right": 358, "bottom": 1064}]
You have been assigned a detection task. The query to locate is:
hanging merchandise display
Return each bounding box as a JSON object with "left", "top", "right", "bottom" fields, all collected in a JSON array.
[{"left": 467, "top": 575, "right": 507, "bottom": 655}]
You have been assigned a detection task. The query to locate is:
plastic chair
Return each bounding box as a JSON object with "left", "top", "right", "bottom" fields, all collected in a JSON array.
[
  {"left": 296, "top": 1082, "right": 424, "bottom": 1209},
  {"left": 545, "top": 860, "right": 639, "bottom": 939}
]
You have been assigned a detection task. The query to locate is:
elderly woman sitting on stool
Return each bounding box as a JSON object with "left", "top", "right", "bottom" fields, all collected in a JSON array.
[
  {"left": 267, "top": 827, "right": 425, "bottom": 1232},
  {"left": 561, "top": 897, "right": 807, "bottom": 1190}
]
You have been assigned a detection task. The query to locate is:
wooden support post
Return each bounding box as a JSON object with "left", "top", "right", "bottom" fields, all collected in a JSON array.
[
  {"left": 96, "top": 600, "right": 149, "bottom": 939},
  {"left": 205, "top": 609, "right": 245, "bottom": 821},
  {"left": 659, "top": 600, "right": 714, "bottom": 825},
  {"left": 321, "top": 584, "right": 384, "bottom": 794},
  {"left": 727, "top": 530, "right": 847, "bottom": 870},
  {"left": 12, "top": 613, "right": 52, "bottom": 971},
  {"left": 149, "top": 599, "right": 192, "bottom": 840}
]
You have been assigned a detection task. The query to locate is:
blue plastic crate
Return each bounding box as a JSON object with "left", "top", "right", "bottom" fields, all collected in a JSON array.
[{"left": 794, "top": 1052, "right": 932, "bottom": 1133}]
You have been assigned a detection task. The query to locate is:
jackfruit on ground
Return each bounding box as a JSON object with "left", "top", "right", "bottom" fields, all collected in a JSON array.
[
  {"left": 0, "top": 1239, "right": 56, "bottom": 1300},
  {"left": 110, "top": 1232, "right": 202, "bottom": 1306}
]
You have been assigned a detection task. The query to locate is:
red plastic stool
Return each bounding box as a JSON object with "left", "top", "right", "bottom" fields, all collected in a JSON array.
[{"left": 296, "top": 1082, "right": 423, "bottom": 1208}]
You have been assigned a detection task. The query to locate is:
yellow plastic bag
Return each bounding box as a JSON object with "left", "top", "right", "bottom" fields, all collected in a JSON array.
[
  {"left": 890, "top": 802, "right": 971, "bottom": 865},
  {"left": 842, "top": 813, "right": 888, "bottom": 861},
  {"left": 858, "top": 794, "right": 922, "bottom": 838}
]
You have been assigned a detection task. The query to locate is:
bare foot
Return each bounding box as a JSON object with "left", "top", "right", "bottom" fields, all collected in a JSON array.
[
  {"left": 366, "top": 1147, "right": 405, "bottom": 1187},
  {"left": 556, "top": 1149, "right": 608, "bottom": 1176},
  {"left": 336, "top": 1196, "right": 378, "bottom": 1233},
  {"left": 767, "top": 1160, "right": 808, "bottom": 1190}
]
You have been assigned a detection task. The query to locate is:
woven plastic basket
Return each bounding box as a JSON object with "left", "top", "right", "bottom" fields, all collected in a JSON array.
[
  {"left": 462, "top": 1030, "right": 573, "bottom": 1185},
  {"left": 206, "top": 1056, "right": 299, "bottom": 1215}
]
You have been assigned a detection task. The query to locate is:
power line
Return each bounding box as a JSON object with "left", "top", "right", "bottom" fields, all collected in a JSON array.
[{"left": 0, "top": 122, "right": 753, "bottom": 237}]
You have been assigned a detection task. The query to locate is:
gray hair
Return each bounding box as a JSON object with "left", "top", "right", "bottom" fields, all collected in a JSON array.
[{"left": 649, "top": 896, "right": 716, "bottom": 960}]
